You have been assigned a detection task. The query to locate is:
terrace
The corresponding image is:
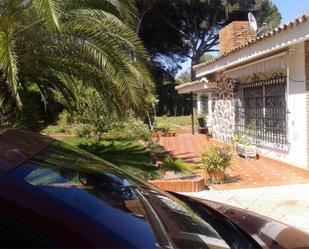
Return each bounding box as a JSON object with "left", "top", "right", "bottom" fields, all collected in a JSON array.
[{"left": 158, "top": 131, "right": 309, "bottom": 190}]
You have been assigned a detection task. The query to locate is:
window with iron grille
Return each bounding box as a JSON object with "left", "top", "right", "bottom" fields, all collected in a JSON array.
[{"left": 235, "top": 74, "right": 288, "bottom": 145}]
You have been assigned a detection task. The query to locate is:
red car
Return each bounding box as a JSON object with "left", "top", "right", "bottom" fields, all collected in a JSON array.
[{"left": 0, "top": 129, "right": 308, "bottom": 249}]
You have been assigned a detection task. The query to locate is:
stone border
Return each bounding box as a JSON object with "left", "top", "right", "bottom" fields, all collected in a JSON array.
[{"left": 149, "top": 176, "right": 205, "bottom": 192}]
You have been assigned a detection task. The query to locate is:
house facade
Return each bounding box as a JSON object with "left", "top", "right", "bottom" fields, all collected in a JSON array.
[{"left": 176, "top": 15, "right": 309, "bottom": 169}]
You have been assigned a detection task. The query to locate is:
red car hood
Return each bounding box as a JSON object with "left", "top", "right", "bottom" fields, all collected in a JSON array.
[{"left": 198, "top": 198, "right": 309, "bottom": 249}]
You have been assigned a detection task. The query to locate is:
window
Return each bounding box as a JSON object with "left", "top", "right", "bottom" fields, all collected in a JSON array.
[
  {"left": 235, "top": 74, "right": 287, "bottom": 145},
  {"left": 199, "top": 94, "right": 209, "bottom": 115}
]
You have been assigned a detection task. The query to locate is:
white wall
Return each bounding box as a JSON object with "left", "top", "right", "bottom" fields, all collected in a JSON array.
[
  {"left": 207, "top": 94, "right": 213, "bottom": 127},
  {"left": 196, "top": 94, "right": 202, "bottom": 114},
  {"left": 257, "top": 42, "right": 307, "bottom": 169}
]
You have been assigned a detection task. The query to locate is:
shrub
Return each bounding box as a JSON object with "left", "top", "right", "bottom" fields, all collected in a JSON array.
[
  {"left": 100, "top": 118, "right": 151, "bottom": 141},
  {"left": 75, "top": 124, "right": 93, "bottom": 137},
  {"left": 147, "top": 140, "right": 166, "bottom": 154},
  {"left": 55, "top": 82, "right": 122, "bottom": 139},
  {"left": 163, "top": 156, "right": 187, "bottom": 172},
  {"left": 201, "top": 147, "right": 232, "bottom": 172},
  {"left": 58, "top": 110, "right": 75, "bottom": 126},
  {"left": 7, "top": 85, "right": 44, "bottom": 131},
  {"left": 128, "top": 119, "right": 152, "bottom": 141}
]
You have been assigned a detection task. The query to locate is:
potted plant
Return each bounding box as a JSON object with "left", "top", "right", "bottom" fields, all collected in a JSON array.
[
  {"left": 234, "top": 135, "right": 257, "bottom": 160},
  {"left": 201, "top": 146, "right": 233, "bottom": 183},
  {"left": 233, "top": 121, "right": 258, "bottom": 159}
]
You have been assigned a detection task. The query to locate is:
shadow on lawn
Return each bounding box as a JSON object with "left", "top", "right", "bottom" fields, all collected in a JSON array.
[{"left": 77, "top": 138, "right": 161, "bottom": 180}]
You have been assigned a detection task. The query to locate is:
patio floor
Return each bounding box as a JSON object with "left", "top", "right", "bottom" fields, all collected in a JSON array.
[{"left": 158, "top": 133, "right": 309, "bottom": 190}]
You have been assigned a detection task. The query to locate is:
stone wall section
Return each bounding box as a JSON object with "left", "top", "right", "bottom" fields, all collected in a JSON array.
[{"left": 211, "top": 74, "right": 235, "bottom": 144}]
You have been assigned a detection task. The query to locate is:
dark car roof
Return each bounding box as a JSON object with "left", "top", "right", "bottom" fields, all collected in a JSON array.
[{"left": 0, "top": 129, "right": 51, "bottom": 172}]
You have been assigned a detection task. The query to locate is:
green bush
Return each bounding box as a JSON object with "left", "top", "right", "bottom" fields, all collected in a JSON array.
[
  {"left": 104, "top": 119, "right": 151, "bottom": 141},
  {"left": 163, "top": 156, "right": 187, "bottom": 172},
  {"left": 75, "top": 124, "right": 93, "bottom": 137},
  {"left": 201, "top": 147, "right": 232, "bottom": 172},
  {"left": 128, "top": 119, "right": 152, "bottom": 141},
  {"left": 55, "top": 81, "right": 121, "bottom": 139},
  {"left": 58, "top": 110, "right": 75, "bottom": 126},
  {"left": 8, "top": 85, "right": 44, "bottom": 131}
]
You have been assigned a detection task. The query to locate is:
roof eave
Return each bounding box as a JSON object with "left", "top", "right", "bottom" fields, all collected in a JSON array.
[{"left": 193, "top": 13, "right": 309, "bottom": 78}]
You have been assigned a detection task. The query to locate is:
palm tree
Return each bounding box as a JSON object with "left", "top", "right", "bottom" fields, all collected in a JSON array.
[{"left": 0, "top": 0, "right": 154, "bottom": 119}]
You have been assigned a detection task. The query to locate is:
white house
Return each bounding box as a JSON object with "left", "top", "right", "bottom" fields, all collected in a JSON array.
[{"left": 176, "top": 14, "right": 309, "bottom": 170}]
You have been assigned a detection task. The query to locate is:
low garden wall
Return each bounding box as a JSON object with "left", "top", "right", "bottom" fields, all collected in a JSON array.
[{"left": 149, "top": 175, "right": 205, "bottom": 192}]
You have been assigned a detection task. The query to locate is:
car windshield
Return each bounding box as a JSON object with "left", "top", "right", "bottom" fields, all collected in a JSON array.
[{"left": 7, "top": 141, "right": 233, "bottom": 249}]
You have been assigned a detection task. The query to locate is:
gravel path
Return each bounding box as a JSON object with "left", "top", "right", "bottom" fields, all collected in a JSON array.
[{"left": 184, "top": 183, "right": 309, "bottom": 233}]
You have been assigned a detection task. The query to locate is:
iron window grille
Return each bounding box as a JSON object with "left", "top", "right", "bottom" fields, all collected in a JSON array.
[{"left": 235, "top": 73, "right": 288, "bottom": 145}]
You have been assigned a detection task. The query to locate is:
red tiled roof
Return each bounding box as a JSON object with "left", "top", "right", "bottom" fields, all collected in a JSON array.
[{"left": 193, "top": 14, "right": 309, "bottom": 70}]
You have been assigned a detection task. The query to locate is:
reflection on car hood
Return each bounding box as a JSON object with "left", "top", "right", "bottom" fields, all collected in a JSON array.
[
  {"left": 0, "top": 129, "right": 51, "bottom": 172},
  {"left": 6, "top": 138, "right": 233, "bottom": 249},
  {"left": 199, "top": 199, "right": 309, "bottom": 249}
]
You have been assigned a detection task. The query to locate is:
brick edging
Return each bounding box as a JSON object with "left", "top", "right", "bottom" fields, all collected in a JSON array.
[
  {"left": 46, "top": 133, "right": 78, "bottom": 138},
  {"left": 148, "top": 176, "right": 205, "bottom": 192}
]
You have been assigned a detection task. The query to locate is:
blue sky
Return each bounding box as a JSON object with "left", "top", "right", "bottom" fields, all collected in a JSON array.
[
  {"left": 178, "top": 0, "right": 309, "bottom": 75},
  {"left": 274, "top": 0, "right": 309, "bottom": 24}
]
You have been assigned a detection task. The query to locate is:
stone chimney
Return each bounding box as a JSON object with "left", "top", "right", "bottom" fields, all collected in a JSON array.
[{"left": 219, "top": 21, "right": 256, "bottom": 55}]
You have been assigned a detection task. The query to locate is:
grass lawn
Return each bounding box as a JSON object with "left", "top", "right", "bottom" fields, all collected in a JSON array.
[
  {"left": 57, "top": 137, "right": 161, "bottom": 180},
  {"left": 155, "top": 115, "right": 198, "bottom": 131},
  {"left": 155, "top": 115, "right": 192, "bottom": 131}
]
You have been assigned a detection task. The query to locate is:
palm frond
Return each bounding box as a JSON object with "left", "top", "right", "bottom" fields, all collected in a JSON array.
[
  {"left": 64, "top": 0, "right": 137, "bottom": 25},
  {"left": 0, "top": 0, "right": 154, "bottom": 115},
  {"left": 104, "top": 0, "right": 137, "bottom": 25},
  {"left": 59, "top": 9, "right": 153, "bottom": 109},
  {"left": 0, "top": 26, "right": 21, "bottom": 107},
  {"left": 32, "top": 0, "right": 62, "bottom": 30}
]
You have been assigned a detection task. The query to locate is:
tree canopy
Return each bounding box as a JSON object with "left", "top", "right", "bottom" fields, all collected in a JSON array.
[
  {"left": 137, "top": 0, "right": 281, "bottom": 78},
  {"left": 0, "top": 0, "right": 154, "bottom": 124}
]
